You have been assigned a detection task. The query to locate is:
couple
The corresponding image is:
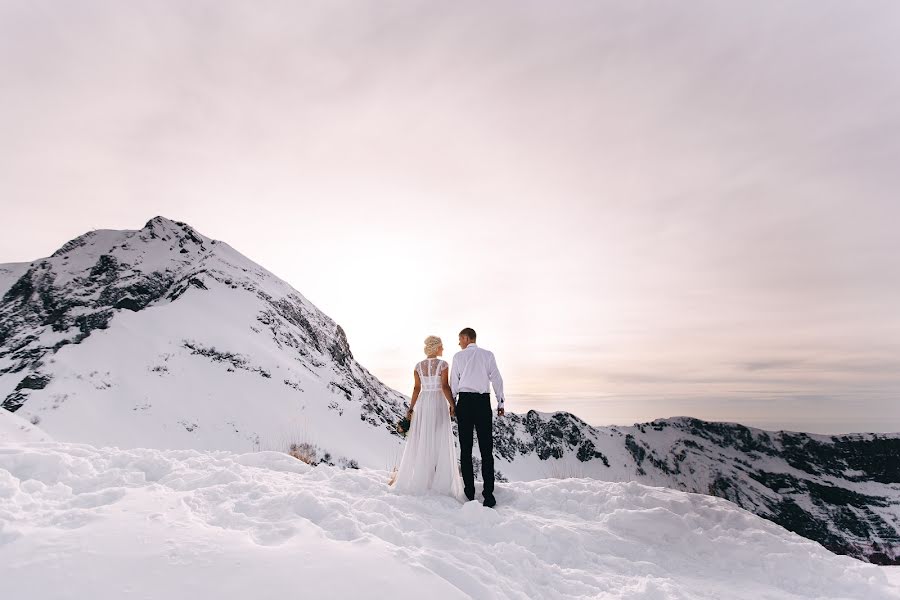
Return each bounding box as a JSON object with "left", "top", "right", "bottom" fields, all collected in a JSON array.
[{"left": 389, "top": 327, "right": 505, "bottom": 507}]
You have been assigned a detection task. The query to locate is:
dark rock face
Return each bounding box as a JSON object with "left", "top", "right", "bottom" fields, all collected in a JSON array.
[
  {"left": 2, "top": 372, "right": 52, "bottom": 412},
  {"left": 252, "top": 290, "right": 406, "bottom": 433},
  {"left": 491, "top": 410, "right": 609, "bottom": 468},
  {"left": 182, "top": 341, "right": 272, "bottom": 378},
  {"left": 0, "top": 217, "right": 210, "bottom": 404},
  {"left": 329, "top": 325, "right": 353, "bottom": 366},
  {"left": 101, "top": 270, "right": 174, "bottom": 312},
  {"left": 777, "top": 431, "right": 900, "bottom": 484},
  {"left": 680, "top": 419, "right": 900, "bottom": 565},
  {"left": 50, "top": 231, "right": 98, "bottom": 258},
  {"left": 1, "top": 261, "right": 176, "bottom": 378},
  {"left": 576, "top": 438, "right": 609, "bottom": 465},
  {"left": 143, "top": 216, "right": 207, "bottom": 251},
  {"left": 498, "top": 413, "right": 900, "bottom": 565},
  {"left": 1, "top": 216, "right": 410, "bottom": 439}
]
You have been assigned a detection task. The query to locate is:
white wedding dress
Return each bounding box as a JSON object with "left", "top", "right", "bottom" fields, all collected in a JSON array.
[{"left": 390, "top": 358, "right": 465, "bottom": 501}]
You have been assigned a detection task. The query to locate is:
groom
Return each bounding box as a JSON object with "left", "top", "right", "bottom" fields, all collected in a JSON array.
[{"left": 450, "top": 327, "right": 505, "bottom": 507}]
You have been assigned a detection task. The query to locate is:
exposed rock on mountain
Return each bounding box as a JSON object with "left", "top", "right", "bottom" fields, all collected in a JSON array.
[{"left": 0, "top": 216, "right": 408, "bottom": 465}]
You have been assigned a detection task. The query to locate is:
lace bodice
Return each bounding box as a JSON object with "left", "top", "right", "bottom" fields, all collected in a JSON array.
[{"left": 416, "top": 358, "right": 447, "bottom": 391}]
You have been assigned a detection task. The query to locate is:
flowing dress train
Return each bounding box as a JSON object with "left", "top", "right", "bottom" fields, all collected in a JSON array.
[{"left": 390, "top": 358, "right": 465, "bottom": 501}]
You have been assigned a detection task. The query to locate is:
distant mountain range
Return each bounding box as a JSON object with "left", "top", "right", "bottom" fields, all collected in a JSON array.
[{"left": 2, "top": 216, "right": 897, "bottom": 564}]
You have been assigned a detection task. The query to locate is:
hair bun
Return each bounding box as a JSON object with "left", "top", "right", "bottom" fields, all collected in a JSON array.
[{"left": 423, "top": 335, "right": 442, "bottom": 355}]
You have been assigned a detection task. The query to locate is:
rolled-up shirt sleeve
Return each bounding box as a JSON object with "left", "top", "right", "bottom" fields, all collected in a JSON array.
[{"left": 488, "top": 352, "right": 505, "bottom": 409}]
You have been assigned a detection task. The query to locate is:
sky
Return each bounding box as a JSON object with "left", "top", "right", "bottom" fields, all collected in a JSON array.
[{"left": 1, "top": 1, "right": 899, "bottom": 433}]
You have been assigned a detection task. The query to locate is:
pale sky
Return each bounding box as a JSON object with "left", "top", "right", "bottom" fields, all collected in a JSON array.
[{"left": 2, "top": 1, "right": 899, "bottom": 433}]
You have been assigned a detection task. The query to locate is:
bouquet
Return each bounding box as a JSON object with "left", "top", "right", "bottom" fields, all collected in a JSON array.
[{"left": 396, "top": 410, "right": 412, "bottom": 436}]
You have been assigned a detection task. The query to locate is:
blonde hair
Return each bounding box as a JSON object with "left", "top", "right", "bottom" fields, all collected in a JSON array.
[{"left": 423, "top": 335, "right": 442, "bottom": 356}]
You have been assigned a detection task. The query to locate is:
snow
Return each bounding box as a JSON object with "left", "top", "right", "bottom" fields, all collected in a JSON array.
[
  {"left": 1, "top": 440, "right": 896, "bottom": 600},
  {"left": 0, "top": 408, "right": 54, "bottom": 442},
  {"left": 885, "top": 568, "right": 900, "bottom": 589},
  {"left": 3, "top": 217, "right": 407, "bottom": 468},
  {"left": 13, "top": 283, "right": 403, "bottom": 465}
]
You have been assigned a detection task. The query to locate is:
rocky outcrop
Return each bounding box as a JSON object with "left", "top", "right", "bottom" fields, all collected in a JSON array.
[
  {"left": 493, "top": 413, "right": 900, "bottom": 565},
  {"left": 0, "top": 217, "right": 207, "bottom": 377},
  {"left": 0, "top": 216, "right": 409, "bottom": 437}
]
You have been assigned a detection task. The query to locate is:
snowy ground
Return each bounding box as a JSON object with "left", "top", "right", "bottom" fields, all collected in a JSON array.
[
  {"left": 1, "top": 440, "right": 897, "bottom": 600},
  {"left": 886, "top": 568, "right": 900, "bottom": 589},
  {"left": 0, "top": 409, "right": 55, "bottom": 443}
]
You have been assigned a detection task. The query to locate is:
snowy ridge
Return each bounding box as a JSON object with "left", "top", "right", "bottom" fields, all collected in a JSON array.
[
  {"left": 1, "top": 440, "right": 897, "bottom": 600},
  {"left": 1, "top": 216, "right": 898, "bottom": 565},
  {"left": 492, "top": 414, "right": 900, "bottom": 565},
  {"left": 0, "top": 407, "right": 54, "bottom": 443},
  {"left": 0, "top": 216, "right": 408, "bottom": 462}
]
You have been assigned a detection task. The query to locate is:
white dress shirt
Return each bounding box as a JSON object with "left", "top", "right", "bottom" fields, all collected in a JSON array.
[{"left": 450, "top": 343, "right": 505, "bottom": 409}]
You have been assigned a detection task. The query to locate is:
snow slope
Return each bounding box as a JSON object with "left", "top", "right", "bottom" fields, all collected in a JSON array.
[
  {"left": 491, "top": 415, "right": 900, "bottom": 564},
  {"left": 0, "top": 216, "right": 408, "bottom": 464},
  {"left": 886, "top": 568, "right": 900, "bottom": 589},
  {"left": 1, "top": 440, "right": 896, "bottom": 600},
  {"left": 0, "top": 406, "right": 54, "bottom": 442}
]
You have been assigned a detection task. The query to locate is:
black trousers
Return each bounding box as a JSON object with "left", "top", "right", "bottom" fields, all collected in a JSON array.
[{"left": 456, "top": 392, "right": 494, "bottom": 499}]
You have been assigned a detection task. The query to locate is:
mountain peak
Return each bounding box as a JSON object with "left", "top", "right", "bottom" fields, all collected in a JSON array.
[
  {"left": 144, "top": 215, "right": 180, "bottom": 228},
  {"left": 1, "top": 215, "right": 407, "bottom": 447},
  {"left": 140, "top": 216, "right": 210, "bottom": 248}
]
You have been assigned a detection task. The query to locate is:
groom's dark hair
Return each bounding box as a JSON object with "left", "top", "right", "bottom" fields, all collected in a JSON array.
[{"left": 459, "top": 327, "right": 477, "bottom": 340}]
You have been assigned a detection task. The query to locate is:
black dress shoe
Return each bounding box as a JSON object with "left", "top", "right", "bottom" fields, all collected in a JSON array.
[
  {"left": 465, "top": 491, "right": 475, "bottom": 501},
  {"left": 483, "top": 495, "right": 496, "bottom": 508}
]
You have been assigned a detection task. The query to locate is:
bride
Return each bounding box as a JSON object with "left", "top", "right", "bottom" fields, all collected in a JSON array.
[{"left": 389, "top": 335, "right": 465, "bottom": 501}]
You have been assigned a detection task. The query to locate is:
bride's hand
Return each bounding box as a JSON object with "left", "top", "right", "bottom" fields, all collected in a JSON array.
[{"left": 449, "top": 403, "right": 456, "bottom": 417}]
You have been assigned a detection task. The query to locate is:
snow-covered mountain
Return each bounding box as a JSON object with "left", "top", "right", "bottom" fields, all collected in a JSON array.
[
  {"left": 2, "top": 216, "right": 898, "bottom": 566},
  {"left": 0, "top": 216, "right": 408, "bottom": 466},
  {"left": 1, "top": 435, "right": 897, "bottom": 600},
  {"left": 491, "top": 414, "right": 900, "bottom": 566},
  {"left": 0, "top": 403, "right": 55, "bottom": 443}
]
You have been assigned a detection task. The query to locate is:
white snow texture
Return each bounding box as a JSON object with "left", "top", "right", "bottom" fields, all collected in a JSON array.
[{"left": 1, "top": 438, "right": 897, "bottom": 600}]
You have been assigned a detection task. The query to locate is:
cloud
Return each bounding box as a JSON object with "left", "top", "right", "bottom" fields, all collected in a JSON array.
[{"left": 1, "top": 0, "right": 898, "bottom": 432}]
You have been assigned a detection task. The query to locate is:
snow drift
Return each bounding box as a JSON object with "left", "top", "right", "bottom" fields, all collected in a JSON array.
[
  {"left": 0, "top": 406, "right": 54, "bottom": 443},
  {"left": 0, "top": 440, "right": 897, "bottom": 600}
]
